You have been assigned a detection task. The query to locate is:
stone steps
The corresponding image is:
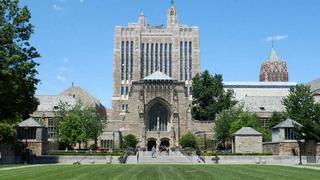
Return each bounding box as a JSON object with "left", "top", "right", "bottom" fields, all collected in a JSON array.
[{"left": 126, "top": 151, "right": 192, "bottom": 164}]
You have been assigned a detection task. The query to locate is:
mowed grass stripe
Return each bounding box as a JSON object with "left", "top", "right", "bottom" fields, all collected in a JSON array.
[{"left": 0, "top": 164, "right": 319, "bottom": 180}]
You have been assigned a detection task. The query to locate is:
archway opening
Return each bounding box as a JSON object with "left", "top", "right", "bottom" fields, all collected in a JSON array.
[
  {"left": 147, "top": 139, "right": 157, "bottom": 151},
  {"left": 160, "top": 138, "right": 170, "bottom": 148},
  {"left": 147, "top": 102, "right": 170, "bottom": 131}
]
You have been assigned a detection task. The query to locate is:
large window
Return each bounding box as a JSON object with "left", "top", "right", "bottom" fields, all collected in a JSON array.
[
  {"left": 48, "top": 118, "right": 56, "bottom": 138},
  {"left": 189, "top": 41, "right": 192, "bottom": 80},
  {"left": 140, "top": 43, "right": 145, "bottom": 79},
  {"left": 130, "top": 41, "right": 134, "bottom": 80},
  {"left": 164, "top": 43, "right": 167, "bottom": 74},
  {"left": 100, "top": 140, "right": 113, "bottom": 149},
  {"left": 17, "top": 127, "right": 36, "bottom": 140},
  {"left": 184, "top": 41, "right": 188, "bottom": 80},
  {"left": 151, "top": 43, "right": 154, "bottom": 73},
  {"left": 146, "top": 43, "right": 149, "bottom": 76},
  {"left": 155, "top": 43, "right": 158, "bottom": 71},
  {"left": 125, "top": 41, "right": 129, "bottom": 80},
  {"left": 285, "top": 128, "right": 297, "bottom": 140},
  {"left": 180, "top": 41, "right": 183, "bottom": 80},
  {"left": 169, "top": 43, "right": 172, "bottom": 77},
  {"left": 160, "top": 43, "right": 163, "bottom": 72},
  {"left": 121, "top": 41, "right": 124, "bottom": 80}
]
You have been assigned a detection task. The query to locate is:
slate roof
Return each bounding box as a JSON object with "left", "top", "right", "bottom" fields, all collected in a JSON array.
[
  {"left": 35, "top": 95, "right": 76, "bottom": 112},
  {"left": 144, "top": 71, "right": 173, "bottom": 80},
  {"left": 233, "top": 127, "right": 262, "bottom": 136},
  {"left": 18, "top": 117, "right": 43, "bottom": 127},
  {"left": 240, "top": 96, "right": 285, "bottom": 113},
  {"left": 273, "top": 118, "right": 301, "bottom": 129},
  {"left": 308, "top": 78, "right": 320, "bottom": 93}
]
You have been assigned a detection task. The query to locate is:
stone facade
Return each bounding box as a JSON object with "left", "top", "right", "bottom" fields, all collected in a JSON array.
[{"left": 232, "top": 127, "right": 263, "bottom": 153}]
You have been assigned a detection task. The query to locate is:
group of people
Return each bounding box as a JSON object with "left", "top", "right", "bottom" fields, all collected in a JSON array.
[{"left": 151, "top": 145, "right": 170, "bottom": 158}]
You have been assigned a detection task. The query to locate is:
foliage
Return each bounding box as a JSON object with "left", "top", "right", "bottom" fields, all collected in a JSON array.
[
  {"left": 268, "top": 111, "right": 287, "bottom": 130},
  {"left": 122, "top": 134, "right": 138, "bottom": 148},
  {"left": 214, "top": 106, "right": 243, "bottom": 149},
  {"left": 192, "top": 70, "right": 236, "bottom": 121},
  {"left": 0, "top": 0, "right": 40, "bottom": 142},
  {"left": 201, "top": 152, "right": 273, "bottom": 156},
  {"left": 180, "top": 132, "right": 197, "bottom": 148},
  {"left": 214, "top": 107, "right": 272, "bottom": 149},
  {"left": 48, "top": 151, "right": 124, "bottom": 156},
  {"left": 0, "top": 123, "right": 15, "bottom": 142},
  {"left": 283, "top": 84, "right": 320, "bottom": 141},
  {"left": 56, "top": 102, "right": 105, "bottom": 148}
]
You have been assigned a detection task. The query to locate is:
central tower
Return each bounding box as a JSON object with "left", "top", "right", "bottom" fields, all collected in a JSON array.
[{"left": 111, "top": 3, "right": 200, "bottom": 118}]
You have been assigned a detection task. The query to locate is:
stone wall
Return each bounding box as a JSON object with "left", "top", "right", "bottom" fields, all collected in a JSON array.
[
  {"left": 233, "top": 136, "right": 262, "bottom": 153},
  {"left": 263, "top": 141, "right": 306, "bottom": 156}
]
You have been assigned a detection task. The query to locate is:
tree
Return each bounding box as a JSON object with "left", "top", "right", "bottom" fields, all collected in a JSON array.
[
  {"left": 214, "top": 107, "right": 271, "bottom": 149},
  {"left": 57, "top": 102, "right": 105, "bottom": 148},
  {"left": 180, "top": 132, "right": 197, "bottom": 148},
  {"left": 0, "top": 0, "right": 40, "bottom": 142},
  {"left": 283, "top": 84, "right": 320, "bottom": 156},
  {"left": 268, "top": 111, "right": 286, "bottom": 130},
  {"left": 214, "top": 106, "right": 242, "bottom": 149},
  {"left": 122, "top": 134, "right": 138, "bottom": 148},
  {"left": 192, "top": 70, "right": 236, "bottom": 121}
]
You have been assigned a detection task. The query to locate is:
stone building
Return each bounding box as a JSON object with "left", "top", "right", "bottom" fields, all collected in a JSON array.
[
  {"left": 232, "top": 127, "right": 262, "bottom": 153},
  {"left": 259, "top": 48, "right": 289, "bottom": 82},
  {"left": 106, "top": 3, "right": 206, "bottom": 150},
  {"left": 31, "top": 85, "right": 106, "bottom": 151}
]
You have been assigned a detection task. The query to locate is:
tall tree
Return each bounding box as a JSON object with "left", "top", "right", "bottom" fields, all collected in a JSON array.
[
  {"left": 192, "top": 70, "right": 236, "bottom": 120},
  {"left": 283, "top": 84, "right": 320, "bottom": 156},
  {"left": 56, "top": 102, "right": 105, "bottom": 148},
  {"left": 0, "top": 0, "right": 40, "bottom": 142},
  {"left": 268, "top": 111, "right": 286, "bottom": 130}
]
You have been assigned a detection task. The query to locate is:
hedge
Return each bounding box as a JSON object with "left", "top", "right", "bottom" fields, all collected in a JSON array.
[
  {"left": 202, "top": 152, "right": 273, "bottom": 156},
  {"left": 48, "top": 151, "right": 125, "bottom": 156}
]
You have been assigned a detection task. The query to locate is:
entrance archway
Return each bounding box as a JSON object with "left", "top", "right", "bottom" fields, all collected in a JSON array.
[
  {"left": 146, "top": 101, "right": 171, "bottom": 131},
  {"left": 147, "top": 139, "right": 157, "bottom": 151},
  {"left": 160, "top": 138, "right": 170, "bottom": 148}
]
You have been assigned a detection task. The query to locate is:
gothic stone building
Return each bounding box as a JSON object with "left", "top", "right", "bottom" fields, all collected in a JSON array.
[{"left": 104, "top": 4, "right": 212, "bottom": 150}]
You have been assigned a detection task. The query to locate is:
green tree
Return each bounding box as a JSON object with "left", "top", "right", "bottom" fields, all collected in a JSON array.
[
  {"left": 180, "top": 132, "right": 197, "bottom": 148},
  {"left": 214, "top": 106, "right": 243, "bottom": 149},
  {"left": 283, "top": 84, "right": 320, "bottom": 155},
  {"left": 122, "top": 134, "right": 138, "bottom": 148},
  {"left": 57, "top": 102, "right": 105, "bottom": 148},
  {"left": 0, "top": 0, "right": 40, "bottom": 142},
  {"left": 268, "top": 111, "right": 286, "bottom": 130},
  {"left": 192, "top": 70, "right": 236, "bottom": 121}
]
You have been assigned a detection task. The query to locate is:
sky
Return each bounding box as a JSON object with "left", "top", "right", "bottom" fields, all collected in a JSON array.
[{"left": 19, "top": 0, "right": 320, "bottom": 108}]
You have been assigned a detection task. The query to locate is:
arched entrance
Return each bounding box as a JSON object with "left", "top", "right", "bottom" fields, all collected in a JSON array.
[
  {"left": 160, "top": 138, "right": 170, "bottom": 147},
  {"left": 146, "top": 100, "right": 171, "bottom": 131},
  {"left": 147, "top": 139, "right": 157, "bottom": 151}
]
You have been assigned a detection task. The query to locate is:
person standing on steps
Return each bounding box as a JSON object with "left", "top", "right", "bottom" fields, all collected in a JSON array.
[{"left": 151, "top": 145, "right": 156, "bottom": 158}]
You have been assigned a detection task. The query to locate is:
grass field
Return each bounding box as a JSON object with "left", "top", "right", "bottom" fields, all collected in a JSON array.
[
  {"left": 0, "top": 164, "right": 22, "bottom": 169},
  {"left": 0, "top": 164, "right": 319, "bottom": 180}
]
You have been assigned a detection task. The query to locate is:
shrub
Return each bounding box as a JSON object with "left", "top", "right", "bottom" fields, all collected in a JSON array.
[
  {"left": 180, "top": 132, "right": 197, "bottom": 148},
  {"left": 201, "top": 152, "right": 273, "bottom": 156},
  {"left": 122, "top": 134, "right": 138, "bottom": 148}
]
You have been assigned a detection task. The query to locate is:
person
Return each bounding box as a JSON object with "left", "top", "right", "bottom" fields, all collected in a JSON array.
[
  {"left": 166, "top": 146, "right": 169, "bottom": 156},
  {"left": 196, "top": 148, "right": 205, "bottom": 163},
  {"left": 151, "top": 145, "right": 156, "bottom": 158}
]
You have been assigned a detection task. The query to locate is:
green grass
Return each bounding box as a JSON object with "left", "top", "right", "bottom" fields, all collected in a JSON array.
[
  {"left": 0, "top": 164, "right": 319, "bottom": 180},
  {"left": 0, "top": 164, "right": 22, "bottom": 169}
]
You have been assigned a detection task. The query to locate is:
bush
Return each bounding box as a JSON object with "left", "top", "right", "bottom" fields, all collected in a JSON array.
[
  {"left": 122, "top": 134, "right": 138, "bottom": 148},
  {"left": 48, "top": 151, "right": 124, "bottom": 156},
  {"left": 201, "top": 152, "right": 273, "bottom": 156},
  {"left": 89, "top": 144, "right": 99, "bottom": 150},
  {"left": 180, "top": 132, "right": 197, "bottom": 148}
]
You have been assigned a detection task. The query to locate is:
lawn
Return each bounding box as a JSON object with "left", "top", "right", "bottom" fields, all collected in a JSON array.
[
  {"left": 0, "top": 164, "right": 319, "bottom": 180},
  {"left": 0, "top": 164, "right": 22, "bottom": 169}
]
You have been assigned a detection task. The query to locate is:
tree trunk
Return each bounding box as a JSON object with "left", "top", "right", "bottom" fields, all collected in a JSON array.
[{"left": 305, "top": 139, "right": 317, "bottom": 163}]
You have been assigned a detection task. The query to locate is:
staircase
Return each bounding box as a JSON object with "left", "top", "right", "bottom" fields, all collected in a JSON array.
[{"left": 126, "top": 151, "right": 192, "bottom": 164}]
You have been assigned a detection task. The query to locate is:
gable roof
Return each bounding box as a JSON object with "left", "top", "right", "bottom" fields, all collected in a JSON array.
[
  {"left": 18, "top": 117, "right": 43, "bottom": 127},
  {"left": 273, "top": 118, "right": 301, "bottom": 129},
  {"left": 144, "top": 71, "right": 173, "bottom": 80},
  {"left": 240, "top": 96, "right": 285, "bottom": 113},
  {"left": 233, "top": 127, "right": 262, "bottom": 136}
]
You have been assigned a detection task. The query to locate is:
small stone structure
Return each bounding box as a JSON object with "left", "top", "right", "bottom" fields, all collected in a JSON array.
[
  {"left": 232, "top": 127, "right": 262, "bottom": 153},
  {"left": 16, "top": 117, "right": 48, "bottom": 155},
  {"left": 263, "top": 118, "right": 305, "bottom": 155}
]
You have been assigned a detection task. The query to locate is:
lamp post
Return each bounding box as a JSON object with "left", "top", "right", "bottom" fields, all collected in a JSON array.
[
  {"left": 204, "top": 133, "right": 207, "bottom": 150},
  {"left": 112, "top": 132, "right": 115, "bottom": 153}
]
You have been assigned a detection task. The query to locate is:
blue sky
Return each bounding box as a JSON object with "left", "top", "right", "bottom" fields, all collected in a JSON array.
[{"left": 20, "top": 0, "right": 320, "bottom": 107}]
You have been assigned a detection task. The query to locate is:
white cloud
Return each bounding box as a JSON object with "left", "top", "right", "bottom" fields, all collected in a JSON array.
[
  {"left": 56, "top": 75, "right": 67, "bottom": 82},
  {"left": 80, "top": 0, "right": 85, "bottom": 3},
  {"left": 265, "top": 35, "right": 288, "bottom": 42},
  {"left": 59, "top": 66, "right": 67, "bottom": 71},
  {"left": 63, "top": 57, "right": 70, "bottom": 63},
  {"left": 52, "top": 4, "right": 63, "bottom": 11}
]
